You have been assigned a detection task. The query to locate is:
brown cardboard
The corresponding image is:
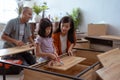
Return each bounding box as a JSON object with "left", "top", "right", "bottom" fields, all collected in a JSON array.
[{"left": 88, "top": 24, "right": 108, "bottom": 36}]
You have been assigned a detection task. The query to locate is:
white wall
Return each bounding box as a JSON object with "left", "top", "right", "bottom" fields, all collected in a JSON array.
[
  {"left": 39, "top": 0, "right": 120, "bottom": 35},
  {"left": 0, "top": 0, "right": 120, "bottom": 35}
]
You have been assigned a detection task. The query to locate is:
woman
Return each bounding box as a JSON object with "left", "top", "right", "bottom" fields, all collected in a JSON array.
[{"left": 52, "top": 16, "right": 76, "bottom": 56}]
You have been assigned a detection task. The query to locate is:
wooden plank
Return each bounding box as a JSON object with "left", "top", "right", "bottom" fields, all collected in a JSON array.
[
  {"left": 0, "top": 45, "right": 35, "bottom": 57},
  {"left": 97, "top": 48, "right": 120, "bottom": 67},
  {"left": 100, "top": 35, "right": 120, "bottom": 40},
  {"left": 74, "top": 43, "right": 90, "bottom": 49},
  {"left": 23, "top": 69, "right": 69, "bottom": 80},
  {"left": 96, "top": 63, "right": 120, "bottom": 80},
  {"left": 46, "top": 56, "right": 86, "bottom": 71},
  {"left": 76, "top": 38, "right": 88, "bottom": 43}
]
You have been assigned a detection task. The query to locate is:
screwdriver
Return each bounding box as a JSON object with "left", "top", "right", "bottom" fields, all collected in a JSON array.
[{"left": 57, "top": 57, "right": 64, "bottom": 65}]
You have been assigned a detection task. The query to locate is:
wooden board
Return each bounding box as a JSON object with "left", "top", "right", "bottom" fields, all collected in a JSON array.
[
  {"left": 24, "top": 69, "right": 69, "bottom": 80},
  {"left": 76, "top": 38, "right": 88, "bottom": 43},
  {"left": 0, "top": 45, "right": 35, "bottom": 57},
  {"left": 100, "top": 35, "right": 120, "bottom": 40},
  {"left": 96, "top": 63, "right": 120, "bottom": 80},
  {"left": 97, "top": 48, "right": 120, "bottom": 67},
  {"left": 46, "top": 56, "right": 86, "bottom": 71},
  {"left": 74, "top": 43, "right": 90, "bottom": 49}
]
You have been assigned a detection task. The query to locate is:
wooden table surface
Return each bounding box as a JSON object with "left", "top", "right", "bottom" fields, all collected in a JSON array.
[
  {"left": 0, "top": 45, "right": 35, "bottom": 57},
  {"left": 100, "top": 35, "right": 120, "bottom": 40},
  {"left": 76, "top": 38, "right": 88, "bottom": 43}
]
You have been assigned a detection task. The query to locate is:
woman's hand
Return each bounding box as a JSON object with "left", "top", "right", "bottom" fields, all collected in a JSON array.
[
  {"left": 67, "top": 49, "right": 73, "bottom": 56},
  {"left": 67, "top": 44, "right": 74, "bottom": 56}
]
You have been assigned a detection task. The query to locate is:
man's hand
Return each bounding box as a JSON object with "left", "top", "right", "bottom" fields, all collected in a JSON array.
[
  {"left": 29, "top": 42, "right": 36, "bottom": 48},
  {"left": 15, "top": 40, "right": 24, "bottom": 46}
]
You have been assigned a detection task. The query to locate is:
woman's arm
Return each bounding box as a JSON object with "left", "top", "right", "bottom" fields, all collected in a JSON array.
[
  {"left": 68, "top": 43, "right": 74, "bottom": 56},
  {"left": 67, "top": 32, "right": 76, "bottom": 56},
  {"left": 52, "top": 33, "right": 61, "bottom": 55}
]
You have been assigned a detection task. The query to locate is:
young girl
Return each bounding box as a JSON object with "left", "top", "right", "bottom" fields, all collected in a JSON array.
[
  {"left": 35, "top": 18, "right": 58, "bottom": 63},
  {"left": 52, "top": 16, "right": 76, "bottom": 56}
]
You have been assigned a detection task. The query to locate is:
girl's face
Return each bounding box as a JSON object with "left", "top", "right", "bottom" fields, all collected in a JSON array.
[
  {"left": 60, "top": 22, "right": 70, "bottom": 35},
  {"left": 45, "top": 26, "right": 52, "bottom": 36}
]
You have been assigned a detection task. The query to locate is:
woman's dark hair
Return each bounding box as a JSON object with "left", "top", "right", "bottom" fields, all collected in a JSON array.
[
  {"left": 38, "top": 18, "right": 53, "bottom": 37},
  {"left": 54, "top": 16, "right": 75, "bottom": 43}
]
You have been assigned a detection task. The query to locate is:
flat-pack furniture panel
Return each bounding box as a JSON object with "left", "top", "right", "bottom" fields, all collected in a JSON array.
[
  {"left": 96, "top": 63, "right": 120, "bottom": 80},
  {"left": 97, "top": 48, "right": 120, "bottom": 67},
  {"left": 46, "top": 56, "right": 86, "bottom": 71},
  {"left": 0, "top": 45, "right": 35, "bottom": 57}
]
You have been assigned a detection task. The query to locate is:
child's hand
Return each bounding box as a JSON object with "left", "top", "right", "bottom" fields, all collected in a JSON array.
[
  {"left": 48, "top": 58, "right": 64, "bottom": 66},
  {"left": 53, "top": 52, "right": 64, "bottom": 66},
  {"left": 47, "top": 60, "right": 55, "bottom": 66},
  {"left": 54, "top": 52, "right": 59, "bottom": 57},
  {"left": 48, "top": 53, "right": 57, "bottom": 60}
]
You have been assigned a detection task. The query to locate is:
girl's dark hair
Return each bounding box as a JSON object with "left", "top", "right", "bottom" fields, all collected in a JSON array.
[
  {"left": 54, "top": 16, "right": 75, "bottom": 43},
  {"left": 38, "top": 18, "right": 53, "bottom": 37}
]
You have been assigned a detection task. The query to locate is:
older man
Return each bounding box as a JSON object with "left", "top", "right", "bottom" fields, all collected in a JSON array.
[{"left": 1, "top": 7, "right": 36, "bottom": 66}]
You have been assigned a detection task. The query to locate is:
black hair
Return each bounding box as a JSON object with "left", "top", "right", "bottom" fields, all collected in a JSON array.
[
  {"left": 38, "top": 18, "right": 53, "bottom": 37},
  {"left": 54, "top": 16, "right": 75, "bottom": 43}
]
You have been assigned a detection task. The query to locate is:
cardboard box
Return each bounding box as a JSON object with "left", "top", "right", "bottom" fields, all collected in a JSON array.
[{"left": 88, "top": 24, "right": 108, "bottom": 36}]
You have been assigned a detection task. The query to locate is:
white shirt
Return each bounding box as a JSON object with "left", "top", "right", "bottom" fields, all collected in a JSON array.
[
  {"left": 60, "top": 34, "right": 67, "bottom": 53},
  {"left": 19, "top": 24, "right": 25, "bottom": 40}
]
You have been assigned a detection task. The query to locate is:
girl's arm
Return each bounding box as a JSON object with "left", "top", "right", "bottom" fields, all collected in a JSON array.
[{"left": 36, "top": 43, "right": 57, "bottom": 60}]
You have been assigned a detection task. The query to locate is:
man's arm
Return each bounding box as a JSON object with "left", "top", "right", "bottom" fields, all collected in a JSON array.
[
  {"left": 28, "top": 36, "right": 36, "bottom": 47},
  {"left": 1, "top": 33, "right": 24, "bottom": 46},
  {"left": 2, "top": 33, "right": 17, "bottom": 44}
]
